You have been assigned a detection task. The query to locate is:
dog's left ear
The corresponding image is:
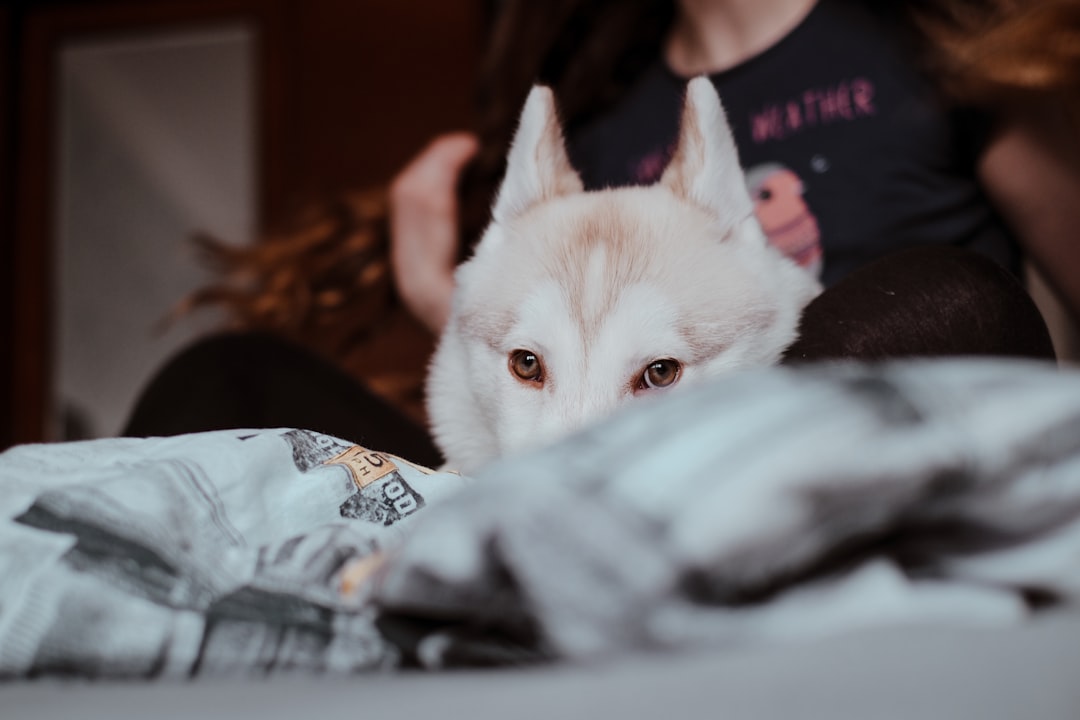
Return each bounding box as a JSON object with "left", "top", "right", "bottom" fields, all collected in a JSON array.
[
  {"left": 661, "top": 77, "right": 754, "bottom": 224},
  {"left": 492, "top": 85, "right": 583, "bottom": 224}
]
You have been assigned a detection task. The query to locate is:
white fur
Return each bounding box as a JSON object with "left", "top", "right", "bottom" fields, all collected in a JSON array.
[{"left": 426, "top": 77, "right": 822, "bottom": 473}]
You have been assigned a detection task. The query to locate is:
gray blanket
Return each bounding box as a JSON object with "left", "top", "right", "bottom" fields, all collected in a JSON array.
[{"left": 2, "top": 358, "right": 1080, "bottom": 678}]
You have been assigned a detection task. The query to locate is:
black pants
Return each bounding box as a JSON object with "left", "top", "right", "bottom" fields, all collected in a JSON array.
[
  {"left": 123, "top": 247, "right": 1056, "bottom": 465},
  {"left": 123, "top": 332, "right": 446, "bottom": 467}
]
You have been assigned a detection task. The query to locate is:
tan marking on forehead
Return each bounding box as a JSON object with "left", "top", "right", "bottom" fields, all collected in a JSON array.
[{"left": 546, "top": 198, "right": 656, "bottom": 341}]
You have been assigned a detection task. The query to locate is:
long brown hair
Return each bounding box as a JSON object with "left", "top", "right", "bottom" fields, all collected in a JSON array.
[
  {"left": 912, "top": 0, "right": 1080, "bottom": 104},
  {"left": 185, "top": 0, "right": 1080, "bottom": 376}
]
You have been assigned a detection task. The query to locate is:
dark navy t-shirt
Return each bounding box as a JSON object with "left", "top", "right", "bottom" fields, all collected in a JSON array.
[{"left": 567, "top": 0, "right": 1019, "bottom": 286}]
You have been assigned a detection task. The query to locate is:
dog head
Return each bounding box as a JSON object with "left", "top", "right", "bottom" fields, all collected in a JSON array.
[{"left": 427, "top": 77, "right": 821, "bottom": 472}]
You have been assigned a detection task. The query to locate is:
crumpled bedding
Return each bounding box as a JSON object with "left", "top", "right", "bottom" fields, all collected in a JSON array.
[
  {"left": 0, "top": 429, "right": 466, "bottom": 677},
  {"left": 2, "top": 358, "right": 1080, "bottom": 678}
]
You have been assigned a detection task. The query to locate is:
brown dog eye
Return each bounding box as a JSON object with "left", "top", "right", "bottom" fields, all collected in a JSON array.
[
  {"left": 509, "top": 349, "right": 544, "bottom": 384},
  {"left": 641, "top": 359, "right": 681, "bottom": 390}
]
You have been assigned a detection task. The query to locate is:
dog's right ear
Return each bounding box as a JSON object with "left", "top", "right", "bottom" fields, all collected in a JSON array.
[{"left": 491, "top": 86, "right": 583, "bottom": 224}]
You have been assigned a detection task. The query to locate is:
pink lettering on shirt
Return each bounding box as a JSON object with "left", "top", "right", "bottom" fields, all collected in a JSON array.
[{"left": 751, "top": 77, "right": 877, "bottom": 143}]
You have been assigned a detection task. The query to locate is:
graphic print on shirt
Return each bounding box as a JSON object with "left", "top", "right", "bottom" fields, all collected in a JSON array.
[
  {"left": 733, "top": 76, "right": 876, "bottom": 280},
  {"left": 744, "top": 163, "right": 822, "bottom": 278},
  {"left": 747, "top": 77, "right": 876, "bottom": 143}
]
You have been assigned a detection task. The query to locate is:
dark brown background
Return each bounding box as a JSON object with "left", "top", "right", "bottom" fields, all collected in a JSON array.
[{"left": 0, "top": 0, "right": 487, "bottom": 449}]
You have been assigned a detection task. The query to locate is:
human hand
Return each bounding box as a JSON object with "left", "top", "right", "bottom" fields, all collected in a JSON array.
[{"left": 389, "top": 132, "right": 480, "bottom": 335}]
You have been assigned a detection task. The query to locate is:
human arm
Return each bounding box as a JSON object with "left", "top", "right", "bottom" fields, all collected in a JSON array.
[
  {"left": 389, "top": 132, "right": 479, "bottom": 335},
  {"left": 977, "top": 97, "right": 1080, "bottom": 322}
]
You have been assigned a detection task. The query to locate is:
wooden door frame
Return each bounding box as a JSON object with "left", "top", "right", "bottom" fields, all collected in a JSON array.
[
  {"left": 0, "top": 6, "right": 13, "bottom": 450},
  {"left": 3, "top": 0, "right": 290, "bottom": 448}
]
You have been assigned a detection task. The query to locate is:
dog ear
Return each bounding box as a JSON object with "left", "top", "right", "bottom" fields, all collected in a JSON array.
[
  {"left": 661, "top": 77, "right": 754, "bottom": 225},
  {"left": 492, "top": 85, "right": 583, "bottom": 224}
]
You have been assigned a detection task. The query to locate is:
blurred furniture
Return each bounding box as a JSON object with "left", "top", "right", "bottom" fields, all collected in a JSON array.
[{"left": 0, "top": 0, "right": 484, "bottom": 449}]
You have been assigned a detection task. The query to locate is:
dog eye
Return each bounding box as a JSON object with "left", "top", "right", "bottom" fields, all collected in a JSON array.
[
  {"left": 640, "top": 359, "right": 681, "bottom": 391},
  {"left": 508, "top": 349, "right": 544, "bottom": 384}
]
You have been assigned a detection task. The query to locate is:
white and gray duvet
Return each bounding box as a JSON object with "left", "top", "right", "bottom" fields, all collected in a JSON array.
[{"left": 2, "top": 358, "right": 1080, "bottom": 678}]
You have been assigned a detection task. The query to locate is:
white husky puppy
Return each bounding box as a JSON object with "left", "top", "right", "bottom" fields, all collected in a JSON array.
[{"left": 426, "top": 77, "right": 821, "bottom": 473}]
